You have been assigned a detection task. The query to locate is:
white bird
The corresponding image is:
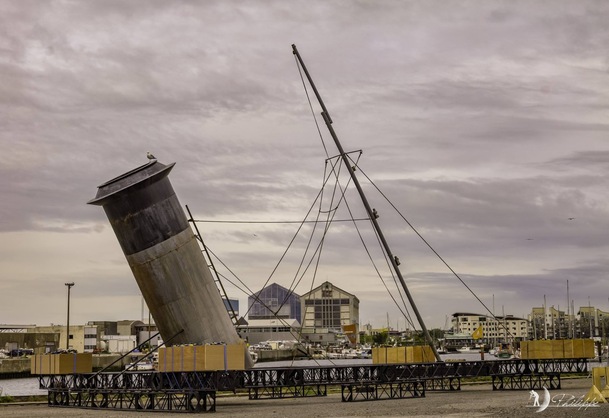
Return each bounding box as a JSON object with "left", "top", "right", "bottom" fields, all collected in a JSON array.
[{"left": 147, "top": 152, "right": 156, "bottom": 160}]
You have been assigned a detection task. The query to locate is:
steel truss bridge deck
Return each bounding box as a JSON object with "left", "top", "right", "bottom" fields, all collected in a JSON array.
[{"left": 40, "top": 358, "right": 589, "bottom": 413}]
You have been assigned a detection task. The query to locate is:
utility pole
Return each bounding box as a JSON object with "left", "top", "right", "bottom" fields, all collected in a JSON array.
[
  {"left": 566, "top": 280, "right": 570, "bottom": 339},
  {"left": 543, "top": 295, "right": 548, "bottom": 340},
  {"left": 589, "top": 296, "right": 593, "bottom": 338},
  {"left": 65, "top": 282, "right": 75, "bottom": 351}
]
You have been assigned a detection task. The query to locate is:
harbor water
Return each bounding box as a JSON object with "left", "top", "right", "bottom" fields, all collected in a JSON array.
[{"left": 0, "top": 377, "right": 46, "bottom": 397}]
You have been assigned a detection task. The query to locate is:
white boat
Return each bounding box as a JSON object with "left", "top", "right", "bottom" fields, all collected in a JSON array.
[
  {"left": 125, "top": 361, "right": 154, "bottom": 371},
  {"left": 310, "top": 348, "right": 327, "bottom": 359},
  {"left": 355, "top": 348, "right": 372, "bottom": 359},
  {"left": 124, "top": 353, "right": 155, "bottom": 371}
]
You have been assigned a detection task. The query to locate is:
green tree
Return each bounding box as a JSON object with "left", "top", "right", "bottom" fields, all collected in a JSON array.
[{"left": 372, "top": 331, "right": 389, "bottom": 346}]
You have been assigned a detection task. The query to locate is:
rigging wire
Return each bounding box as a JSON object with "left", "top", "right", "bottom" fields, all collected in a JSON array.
[
  {"left": 203, "top": 245, "right": 315, "bottom": 348},
  {"left": 324, "top": 156, "right": 417, "bottom": 330},
  {"left": 197, "top": 159, "right": 350, "bottom": 367},
  {"left": 191, "top": 218, "right": 371, "bottom": 224},
  {"left": 239, "top": 177, "right": 330, "bottom": 320},
  {"left": 295, "top": 52, "right": 420, "bottom": 337},
  {"left": 349, "top": 156, "right": 516, "bottom": 339},
  {"left": 278, "top": 158, "right": 341, "bottom": 309}
]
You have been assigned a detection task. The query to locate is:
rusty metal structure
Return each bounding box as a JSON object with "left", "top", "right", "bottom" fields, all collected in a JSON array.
[{"left": 88, "top": 160, "right": 252, "bottom": 368}]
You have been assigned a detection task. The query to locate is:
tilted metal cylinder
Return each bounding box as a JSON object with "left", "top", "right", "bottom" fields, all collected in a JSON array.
[{"left": 88, "top": 160, "right": 252, "bottom": 367}]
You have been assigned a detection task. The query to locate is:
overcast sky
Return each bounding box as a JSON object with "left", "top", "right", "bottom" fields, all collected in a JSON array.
[{"left": 2, "top": 1, "right": 609, "bottom": 332}]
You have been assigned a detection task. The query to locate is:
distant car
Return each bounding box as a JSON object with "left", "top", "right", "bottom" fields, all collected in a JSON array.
[
  {"left": 50, "top": 349, "right": 77, "bottom": 354},
  {"left": 9, "top": 348, "right": 34, "bottom": 357}
]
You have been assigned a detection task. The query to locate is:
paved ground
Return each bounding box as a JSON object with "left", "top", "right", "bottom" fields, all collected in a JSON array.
[{"left": 0, "top": 378, "right": 606, "bottom": 417}]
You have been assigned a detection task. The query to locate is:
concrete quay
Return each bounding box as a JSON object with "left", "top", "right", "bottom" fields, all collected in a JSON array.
[{"left": 1, "top": 377, "right": 607, "bottom": 417}]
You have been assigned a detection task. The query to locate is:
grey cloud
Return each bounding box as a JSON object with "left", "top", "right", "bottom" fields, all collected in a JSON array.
[{"left": 2, "top": 1, "right": 609, "bottom": 327}]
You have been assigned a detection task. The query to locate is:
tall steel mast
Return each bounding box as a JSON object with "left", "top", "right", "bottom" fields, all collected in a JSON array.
[{"left": 292, "top": 44, "right": 442, "bottom": 362}]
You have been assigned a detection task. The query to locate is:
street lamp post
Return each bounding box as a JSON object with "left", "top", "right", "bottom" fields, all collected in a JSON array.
[{"left": 65, "top": 282, "right": 75, "bottom": 351}]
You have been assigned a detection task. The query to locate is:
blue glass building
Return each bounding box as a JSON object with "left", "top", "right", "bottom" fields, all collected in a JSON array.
[{"left": 248, "top": 283, "right": 301, "bottom": 324}]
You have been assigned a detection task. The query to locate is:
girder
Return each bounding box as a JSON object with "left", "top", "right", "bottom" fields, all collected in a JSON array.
[{"left": 39, "top": 358, "right": 589, "bottom": 412}]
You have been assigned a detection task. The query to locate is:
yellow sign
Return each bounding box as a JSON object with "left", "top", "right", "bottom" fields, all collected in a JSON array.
[
  {"left": 472, "top": 325, "right": 483, "bottom": 340},
  {"left": 342, "top": 324, "right": 357, "bottom": 344}
]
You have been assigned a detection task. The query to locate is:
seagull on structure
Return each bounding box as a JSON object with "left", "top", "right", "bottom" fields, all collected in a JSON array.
[{"left": 147, "top": 152, "right": 156, "bottom": 161}]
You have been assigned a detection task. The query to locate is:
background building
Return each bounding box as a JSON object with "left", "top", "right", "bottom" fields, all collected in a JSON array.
[
  {"left": 237, "top": 318, "right": 300, "bottom": 345},
  {"left": 578, "top": 306, "right": 609, "bottom": 338},
  {"left": 34, "top": 324, "right": 99, "bottom": 352},
  {"left": 450, "top": 312, "right": 528, "bottom": 346},
  {"left": 528, "top": 307, "right": 570, "bottom": 340},
  {"left": 248, "top": 283, "right": 301, "bottom": 323},
  {"left": 223, "top": 298, "right": 239, "bottom": 321},
  {"left": 300, "top": 281, "right": 360, "bottom": 344},
  {"left": 0, "top": 325, "right": 58, "bottom": 354}
]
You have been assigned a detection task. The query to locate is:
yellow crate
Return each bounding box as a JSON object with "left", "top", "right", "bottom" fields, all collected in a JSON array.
[
  {"left": 226, "top": 343, "right": 246, "bottom": 370},
  {"left": 386, "top": 347, "right": 406, "bottom": 364},
  {"left": 531, "top": 340, "right": 553, "bottom": 359},
  {"left": 204, "top": 345, "right": 226, "bottom": 371},
  {"left": 520, "top": 341, "right": 529, "bottom": 359},
  {"left": 419, "top": 346, "right": 435, "bottom": 363},
  {"left": 581, "top": 339, "right": 595, "bottom": 358},
  {"left": 158, "top": 344, "right": 246, "bottom": 371},
  {"left": 521, "top": 339, "right": 596, "bottom": 360},
  {"left": 372, "top": 347, "right": 387, "bottom": 364},
  {"left": 31, "top": 354, "right": 92, "bottom": 375},
  {"left": 372, "top": 346, "right": 435, "bottom": 364},
  {"left": 158, "top": 347, "right": 168, "bottom": 372},
  {"left": 551, "top": 340, "right": 564, "bottom": 359},
  {"left": 405, "top": 346, "right": 435, "bottom": 363},
  {"left": 371, "top": 347, "right": 379, "bottom": 364},
  {"left": 31, "top": 355, "right": 52, "bottom": 375}
]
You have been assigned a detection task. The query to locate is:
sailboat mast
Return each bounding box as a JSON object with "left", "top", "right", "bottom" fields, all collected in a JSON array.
[{"left": 292, "top": 44, "right": 442, "bottom": 362}]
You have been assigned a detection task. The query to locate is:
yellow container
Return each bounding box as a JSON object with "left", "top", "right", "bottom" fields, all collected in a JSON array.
[
  {"left": 372, "top": 347, "right": 388, "bottom": 364},
  {"left": 386, "top": 347, "right": 406, "bottom": 364},
  {"left": 521, "top": 339, "right": 596, "bottom": 360},
  {"left": 158, "top": 344, "right": 246, "bottom": 371},
  {"left": 404, "top": 346, "right": 435, "bottom": 363},
  {"left": 372, "top": 347, "right": 379, "bottom": 363},
  {"left": 420, "top": 345, "right": 435, "bottom": 363},
  {"left": 31, "top": 353, "right": 92, "bottom": 375},
  {"left": 371, "top": 345, "right": 436, "bottom": 364},
  {"left": 520, "top": 341, "right": 529, "bottom": 359},
  {"left": 581, "top": 339, "right": 595, "bottom": 358},
  {"left": 551, "top": 340, "right": 564, "bottom": 359},
  {"left": 226, "top": 343, "right": 246, "bottom": 370},
  {"left": 204, "top": 345, "right": 226, "bottom": 371}
]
